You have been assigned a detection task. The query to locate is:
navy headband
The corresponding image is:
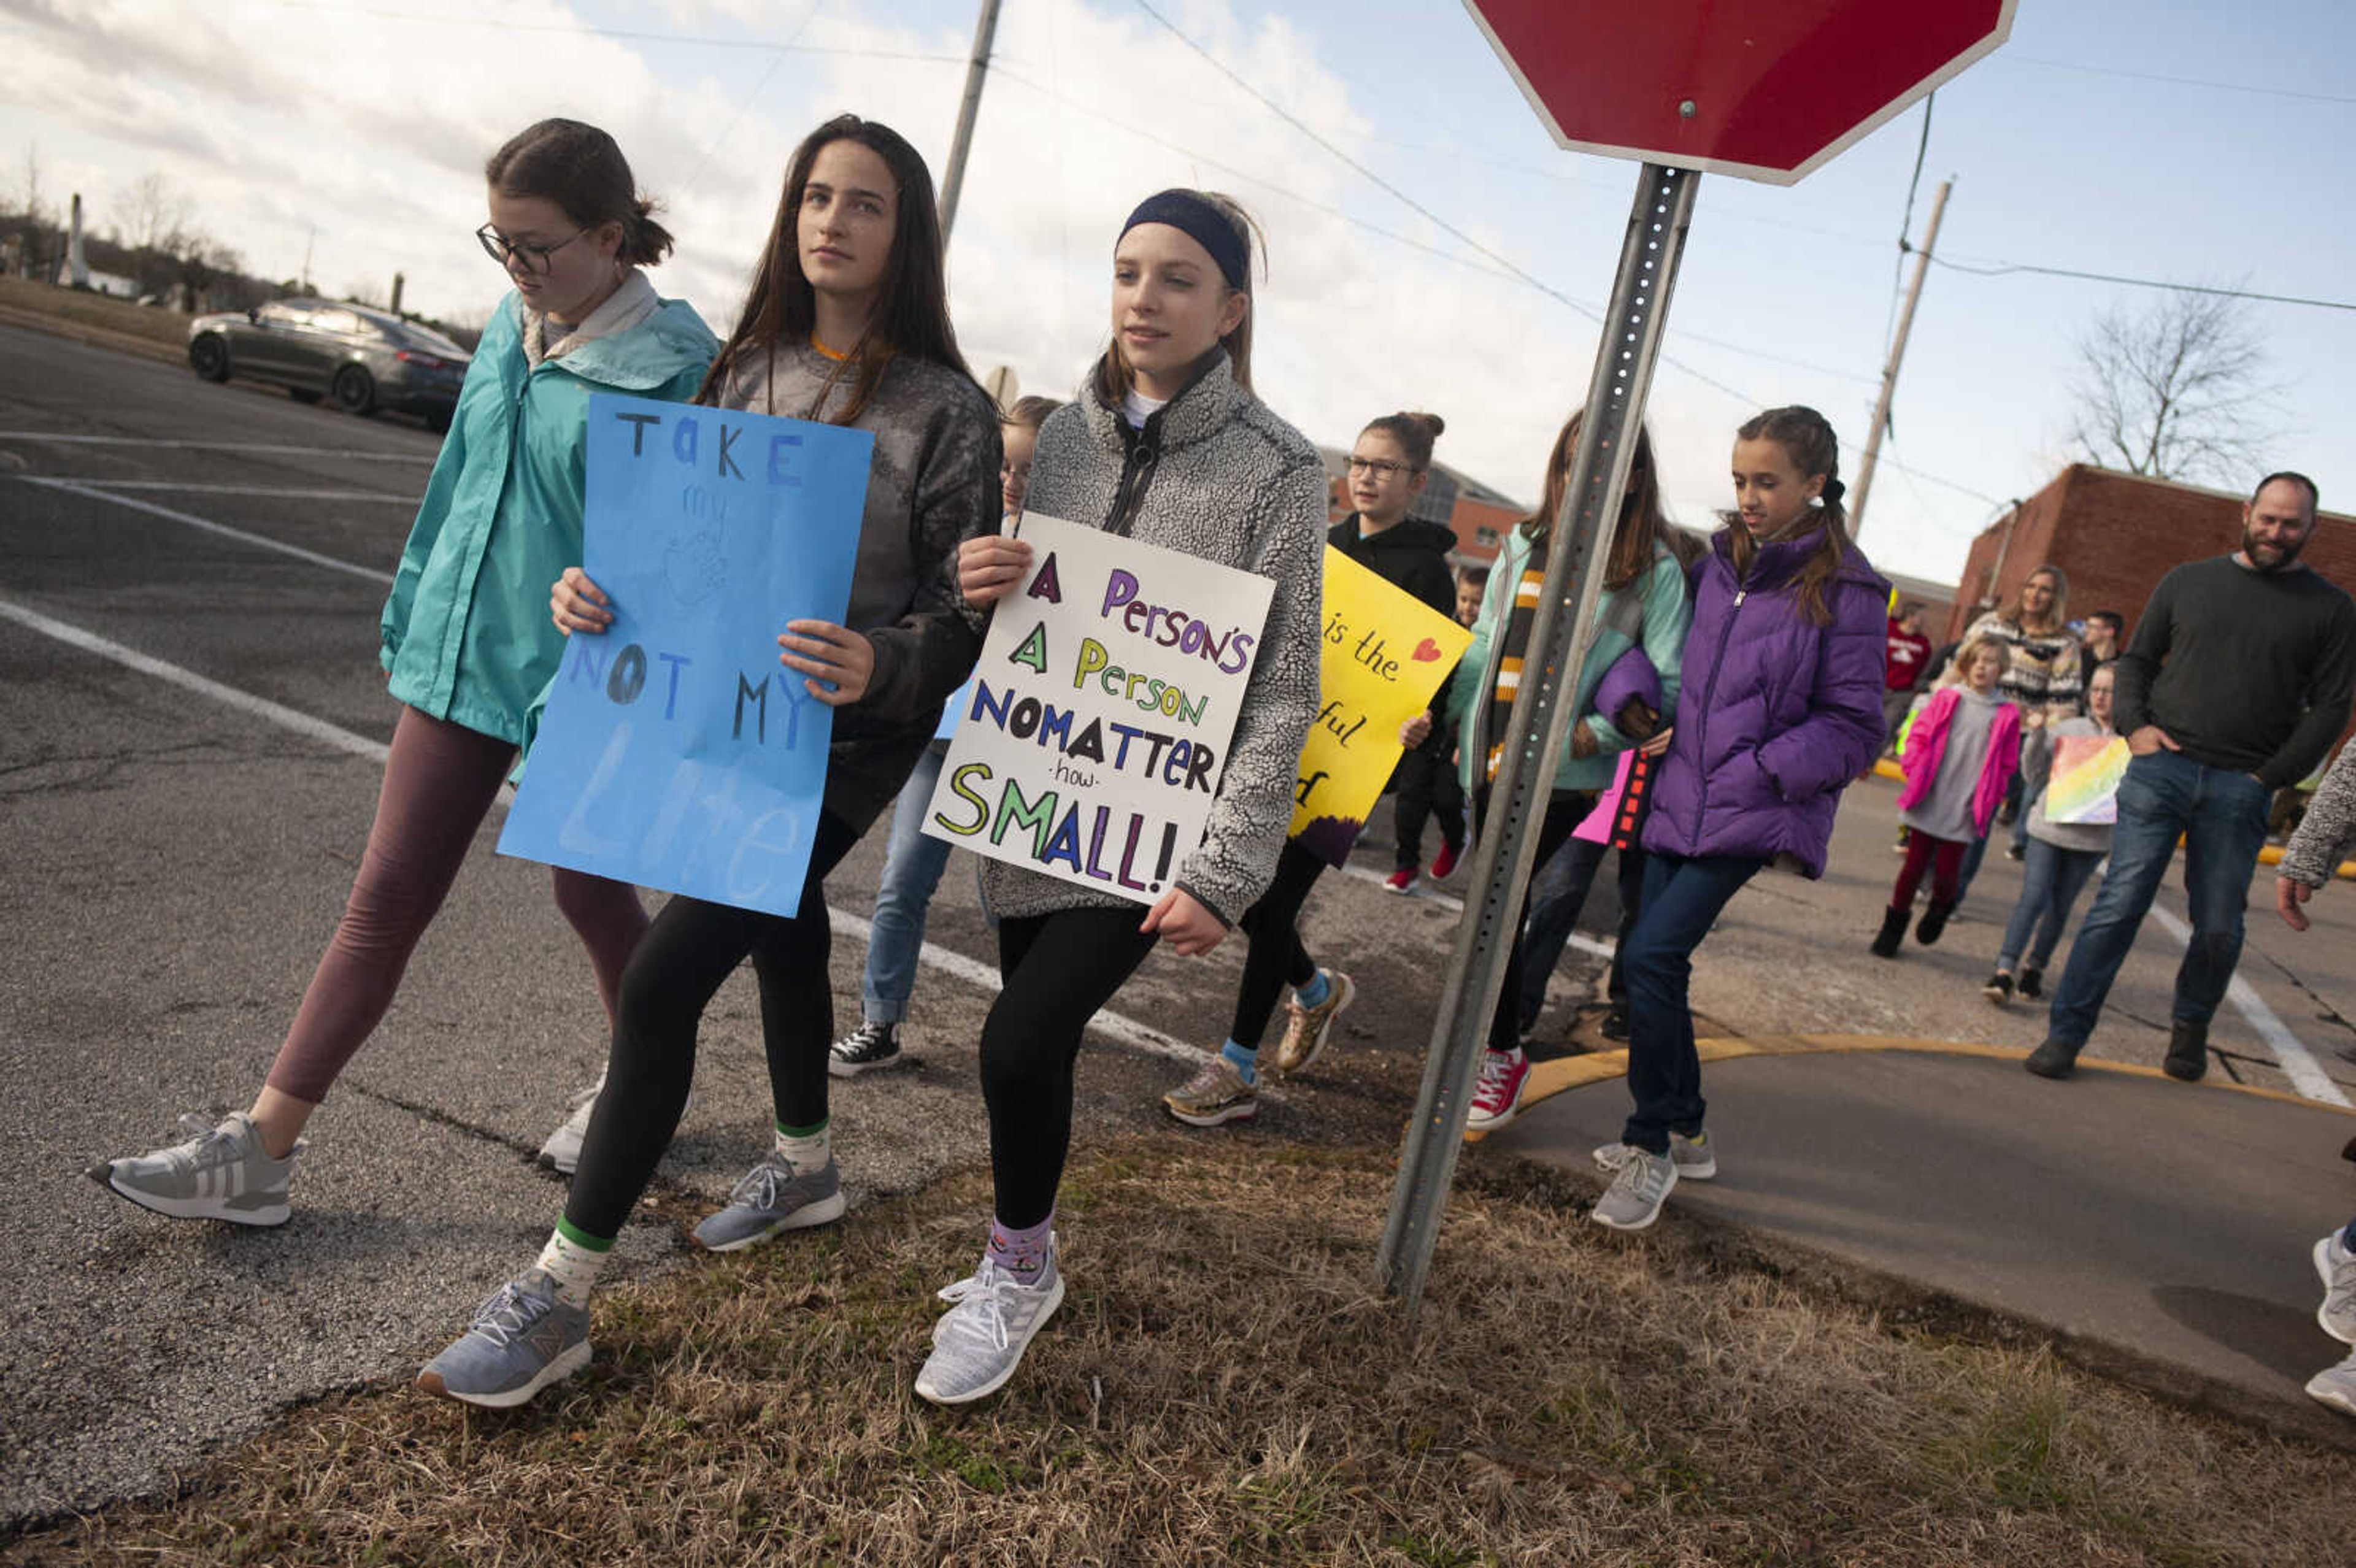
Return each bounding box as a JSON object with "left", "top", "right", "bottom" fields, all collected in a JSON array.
[{"left": 1120, "top": 190, "right": 1249, "bottom": 290}]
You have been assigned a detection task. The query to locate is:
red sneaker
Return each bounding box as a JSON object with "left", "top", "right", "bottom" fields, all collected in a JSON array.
[
  {"left": 1428, "top": 840, "right": 1462, "bottom": 881},
  {"left": 1465, "top": 1048, "right": 1530, "bottom": 1131},
  {"left": 1382, "top": 867, "right": 1419, "bottom": 895}
]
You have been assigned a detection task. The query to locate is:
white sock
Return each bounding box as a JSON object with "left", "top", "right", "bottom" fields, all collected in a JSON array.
[
  {"left": 774, "top": 1121, "right": 831, "bottom": 1172},
  {"left": 536, "top": 1222, "right": 611, "bottom": 1309}
]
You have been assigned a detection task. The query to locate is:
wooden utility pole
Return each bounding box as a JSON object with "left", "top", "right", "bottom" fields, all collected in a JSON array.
[
  {"left": 936, "top": 0, "right": 1003, "bottom": 241},
  {"left": 1850, "top": 177, "right": 1950, "bottom": 541}
]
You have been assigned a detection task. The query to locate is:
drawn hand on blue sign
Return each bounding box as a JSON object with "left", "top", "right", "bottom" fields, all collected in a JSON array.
[
  {"left": 1139, "top": 886, "right": 1225, "bottom": 957},
  {"left": 778, "top": 620, "right": 876, "bottom": 705},
  {"left": 550, "top": 566, "right": 615, "bottom": 636},
  {"left": 666, "top": 529, "right": 728, "bottom": 608},
  {"left": 958, "top": 534, "right": 1033, "bottom": 607}
]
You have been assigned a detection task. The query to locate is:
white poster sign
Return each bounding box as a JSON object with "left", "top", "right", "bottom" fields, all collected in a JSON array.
[{"left": 923, "top": 513, "right": 1275, "bottom": 905}]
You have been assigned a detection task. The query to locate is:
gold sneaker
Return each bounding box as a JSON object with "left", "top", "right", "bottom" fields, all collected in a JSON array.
[
  {"left": 1162, "top": 1059, "right": 1259, "bottom": 1127},
  {"left": 1271, "top": 970, "right": 1357, "bottom": 1077}
]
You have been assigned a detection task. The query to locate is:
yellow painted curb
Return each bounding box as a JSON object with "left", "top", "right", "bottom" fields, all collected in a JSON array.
[
  {"left": 1869, "top": 759, "right": 2356, "bottom": 882},
  {"left": 1464, "top": 1032, "right": 2355, "bottom": 1142}
]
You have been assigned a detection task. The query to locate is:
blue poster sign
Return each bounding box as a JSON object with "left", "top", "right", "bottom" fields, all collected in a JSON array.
[{"left": 498, "top": 391, "right": 872, "bottom": 918}]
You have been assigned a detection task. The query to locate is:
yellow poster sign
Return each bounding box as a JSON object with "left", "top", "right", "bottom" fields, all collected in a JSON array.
[{"left": 1290, "top": 546, "right": 1473, "bottom": 866}]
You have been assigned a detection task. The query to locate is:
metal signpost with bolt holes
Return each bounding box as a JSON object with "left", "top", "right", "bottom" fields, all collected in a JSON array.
[{"left": 1376, "top": 0, "right": 2019, "bottom": 1320}]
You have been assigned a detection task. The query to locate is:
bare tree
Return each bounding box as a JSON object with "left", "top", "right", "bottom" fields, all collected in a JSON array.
[
  {"left": 2066, "top": 287, "right": 2279, "bottom": 484},
  {"left": 112, "top": 172, "right": 192, "bottom": 256}
]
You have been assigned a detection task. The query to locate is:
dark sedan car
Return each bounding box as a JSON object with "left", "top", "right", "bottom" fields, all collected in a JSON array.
[{"left": 187, "top": 298, "right": 471, "bottom": 428}]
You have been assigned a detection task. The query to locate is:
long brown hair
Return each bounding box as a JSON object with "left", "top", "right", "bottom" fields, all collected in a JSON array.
[
  {"left": 1092, "top": 190, "right": 1261, "bottom": 404},
  {"left": 2010, "top": 564, "right": 2069, "bottom": 636},
  {"left": 1727, "top": 405, "right": 1853, "bottom": 628},
  {"left": 1522, "top": 409, "right": 1669, "bottom": 593},
  {"left": 695, "top": 114, "right": 971, "bottom": 423}
]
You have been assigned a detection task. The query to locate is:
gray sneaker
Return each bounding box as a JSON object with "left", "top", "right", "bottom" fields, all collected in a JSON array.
[
  {"left": 691, "top": 1153, "right": 845, "bottom": 1251},
  {"left": 914, "top": 1248, "right": 1066, "bottom": 1405},
  {"left": 2306, "top": 1349, "right": 2356, "bottom": 1417},
  {"left": 537, "top": 1072, "right": 605, "bottom": 1175},
  {"left": 1593, "top": 1130, "right": 1716, "bottom": 1182},
  {"left": 417, "top": 1270, "right": 590, "bottom": 1409},
  {"left": 88, "top": 1112, "right": 301, "bottom": 1226},
  {"left": 1591, "top": 1145, "right": 1679, "bottom": 1231},
  {"left": 2316, "top": 1230, "right": 2356, "bottom": 1344},
  {"left": 1161, "top": 1058, "right": 1258, "bottom": 1127}
]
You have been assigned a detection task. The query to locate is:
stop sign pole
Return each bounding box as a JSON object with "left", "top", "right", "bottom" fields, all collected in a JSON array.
[{"left": 1376, "top": 159, "right": 1701, "bottom": 1317}]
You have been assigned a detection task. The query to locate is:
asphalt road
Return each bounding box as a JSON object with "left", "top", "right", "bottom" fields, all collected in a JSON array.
[{"left": 4, "top": 325, "right": 2354, "bottom": 1526}]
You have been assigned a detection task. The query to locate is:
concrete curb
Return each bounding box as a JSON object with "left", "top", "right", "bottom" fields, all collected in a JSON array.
[{"left": 1468, "top": 1032, "right": 2356, "bottom": 1142}]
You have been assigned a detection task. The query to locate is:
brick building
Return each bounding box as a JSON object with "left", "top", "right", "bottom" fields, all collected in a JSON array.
[{"left": 1947, "top": 464, "right": 2356, "bottom": 645}]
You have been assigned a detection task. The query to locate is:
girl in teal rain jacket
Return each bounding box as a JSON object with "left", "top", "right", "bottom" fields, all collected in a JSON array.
[{"left": 91, "top": 120, "right": 717, "bottom": 1230}]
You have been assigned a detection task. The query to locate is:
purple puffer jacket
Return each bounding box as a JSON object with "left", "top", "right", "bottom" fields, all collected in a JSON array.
[{"left": 1642, "top": 526, "right": 1890, "bottom": 877}]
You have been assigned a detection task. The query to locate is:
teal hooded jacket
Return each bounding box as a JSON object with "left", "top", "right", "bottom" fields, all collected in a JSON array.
[{"left": 379, "top": 289, "right": 717, "bottom": 744}]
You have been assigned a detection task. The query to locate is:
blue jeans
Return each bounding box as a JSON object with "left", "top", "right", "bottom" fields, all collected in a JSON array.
[
  {"left": 862, "top": 747, "right": 953, "bottom": 1025},
  {"left": 1515, "top": 837, "right": 1646, "bottom": 1031},
  {"left": 1996, "top": 837, "right": 2103, "bottom": 974},
  {"left": 2046, "top": 748, "right": 2271, "bottom": 1047},
  {"left": 1618, "top": 852, "right": 1767, "bottom": 1154}
]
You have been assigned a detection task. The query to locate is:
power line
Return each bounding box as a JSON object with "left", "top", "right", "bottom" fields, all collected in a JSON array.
[
  {"left": 676, "top": 0, "right": 830, "bottom": 197},
  {"left": 242, "top": 0, "right": 962, "bottom": 59},
  {"left": 2001, "top": 53, "right": 2356, "bottom": 109},
  {"left": 1927, "top": 254, "right": 2356, "bottom": 312}
]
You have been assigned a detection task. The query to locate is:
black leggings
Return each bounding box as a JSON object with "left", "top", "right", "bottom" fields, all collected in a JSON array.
[
  {"left": 1228, "top": 840, "right": 1326, "bottom": 1050},
  {"left": 565, "top": 813, "right": 861, "bottom": 1241},
  {"left": 1473, "top": 786, "right": 1597, "bottom": 1051},
  {"left": 982, "top": 905, "right": 1161, "bottom": 1229}
]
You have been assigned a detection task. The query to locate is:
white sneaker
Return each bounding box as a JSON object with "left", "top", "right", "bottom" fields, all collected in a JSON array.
[
  {"left": 2316, "top": 1229, "right": 2356, "bottom": 1344},
  {"left": 537, "top": 1072, "right": 604, "bottom": 1175},
  {"left": 2306, "top": 1349, "right": 2356, "bottom": 1417},
  {"left": 914, "top": 1244, "right": 1065, "bottom": 1406},
  {"left": 1594, "top": 1130, "right": 1716, "bottom": 1181},
  {"left": 1590, "top": 1145, "right": 1678, "bottom": 1231},
  {"left": 89, "top": 1112, "right": 301, "bottom": 1226}
]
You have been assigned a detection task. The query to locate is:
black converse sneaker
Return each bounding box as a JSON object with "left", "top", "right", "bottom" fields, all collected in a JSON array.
[{"left": 828, "top": 1020, "right": 904, "bottom": 1078}]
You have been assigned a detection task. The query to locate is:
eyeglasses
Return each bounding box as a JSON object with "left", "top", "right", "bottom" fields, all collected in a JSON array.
[
  {"left": 476, "top": 223, "right": 590, "bottom": 275},
  {"left": 1346, "top": 457, "right": 1420, "bottom": 478}
]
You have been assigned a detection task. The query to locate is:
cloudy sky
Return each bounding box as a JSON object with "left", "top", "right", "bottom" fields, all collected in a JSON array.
[{"left": 8, "top": 0, "right": 2355, "bottom": 590}]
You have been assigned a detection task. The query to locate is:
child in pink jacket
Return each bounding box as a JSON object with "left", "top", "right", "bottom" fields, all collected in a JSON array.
[{"left": 1873, "top": 636, "right": 2022, "bottom": 955}]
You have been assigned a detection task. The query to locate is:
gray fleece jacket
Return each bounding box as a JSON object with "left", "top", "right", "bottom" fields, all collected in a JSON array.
[
  {"left": 2280, "top": 740, "right": 2356, "bottom": 888},
  {"left": 722, "top": 343, "right": 1000, "bottom": 833},
  {"left": 979, "top": 353, "right": 1326, "bottom": 925}
]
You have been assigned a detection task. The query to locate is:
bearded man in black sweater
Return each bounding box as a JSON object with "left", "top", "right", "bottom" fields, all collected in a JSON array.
[{"left": 2028, "top": 472, "right": 2356, "bottom": 1082}]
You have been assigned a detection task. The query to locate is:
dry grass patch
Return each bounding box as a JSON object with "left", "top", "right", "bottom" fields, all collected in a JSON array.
[
  {"left": 6, "top": 1139, "right": 2344, "bottom": 1566},
  {"left": 0, "top": 277, "right": 187, "bottom": 357}
]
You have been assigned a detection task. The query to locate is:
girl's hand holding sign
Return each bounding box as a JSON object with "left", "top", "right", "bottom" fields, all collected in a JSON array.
[
  {"left": 960, "top": 534, "right": 1033, "bottom": 607},
  {"left": 779, "top": 619, "right": 876, "bottom": 705},
  {"left": 551, "top": 566, "right": 614, "bottom": 635}
]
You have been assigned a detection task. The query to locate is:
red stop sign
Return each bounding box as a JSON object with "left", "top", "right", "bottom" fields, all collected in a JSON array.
[{"left": 1463, "top": 0, "right": 2016, "bottom": 184}]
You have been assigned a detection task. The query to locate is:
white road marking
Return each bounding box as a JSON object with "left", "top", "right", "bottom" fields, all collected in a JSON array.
[
  {"left": 36, "top": 480, "right": 416, "bottom": 502},
  {"left": 0, "top": 432, "right": 433, "bottom": 462},
  {"left": 0, "top": 596, "right": 1207, "bottom": 1067},
  {"left": 2144, "top": 903, "right": 2351, "bottom": 1106},
  {"left": 0, "top": 596, "right": 391, "bottom": 764},
  {"left": 1333, "top": 859, "right": 1617, "bottom": 959},
  {"left": 15, "top": 477, "right": 398, "bottom": 585}
]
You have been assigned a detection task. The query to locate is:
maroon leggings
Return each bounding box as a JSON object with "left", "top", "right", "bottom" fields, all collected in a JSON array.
[
  {"left": 1889, "top": 829, "right": 1968, "bottom": 913},
  {"left": 263, "top": 705, "right": 647, "bottom": 1104}
]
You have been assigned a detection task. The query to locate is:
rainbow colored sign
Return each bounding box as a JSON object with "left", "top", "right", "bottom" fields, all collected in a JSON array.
[{"left": 2044, "top": 734, "right": 2129, "bottom": 826}]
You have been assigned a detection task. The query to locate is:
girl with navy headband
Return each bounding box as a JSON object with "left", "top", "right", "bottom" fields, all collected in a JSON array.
[{"left": 923, "top": 189, "right": 1327, "bottom": 1404}]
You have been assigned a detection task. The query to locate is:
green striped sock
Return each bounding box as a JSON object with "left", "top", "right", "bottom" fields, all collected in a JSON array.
[{"left": 537, "top": 1218, "right": 613, "bottom": 1308}]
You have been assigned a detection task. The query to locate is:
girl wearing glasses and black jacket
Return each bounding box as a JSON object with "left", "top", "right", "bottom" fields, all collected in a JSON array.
[
  {"left": 1160, "top": 411, "right": 1460, "bottom": 1129},
  {"left": 89, "top": 119, "right": 715, "bottom": 1231}
]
